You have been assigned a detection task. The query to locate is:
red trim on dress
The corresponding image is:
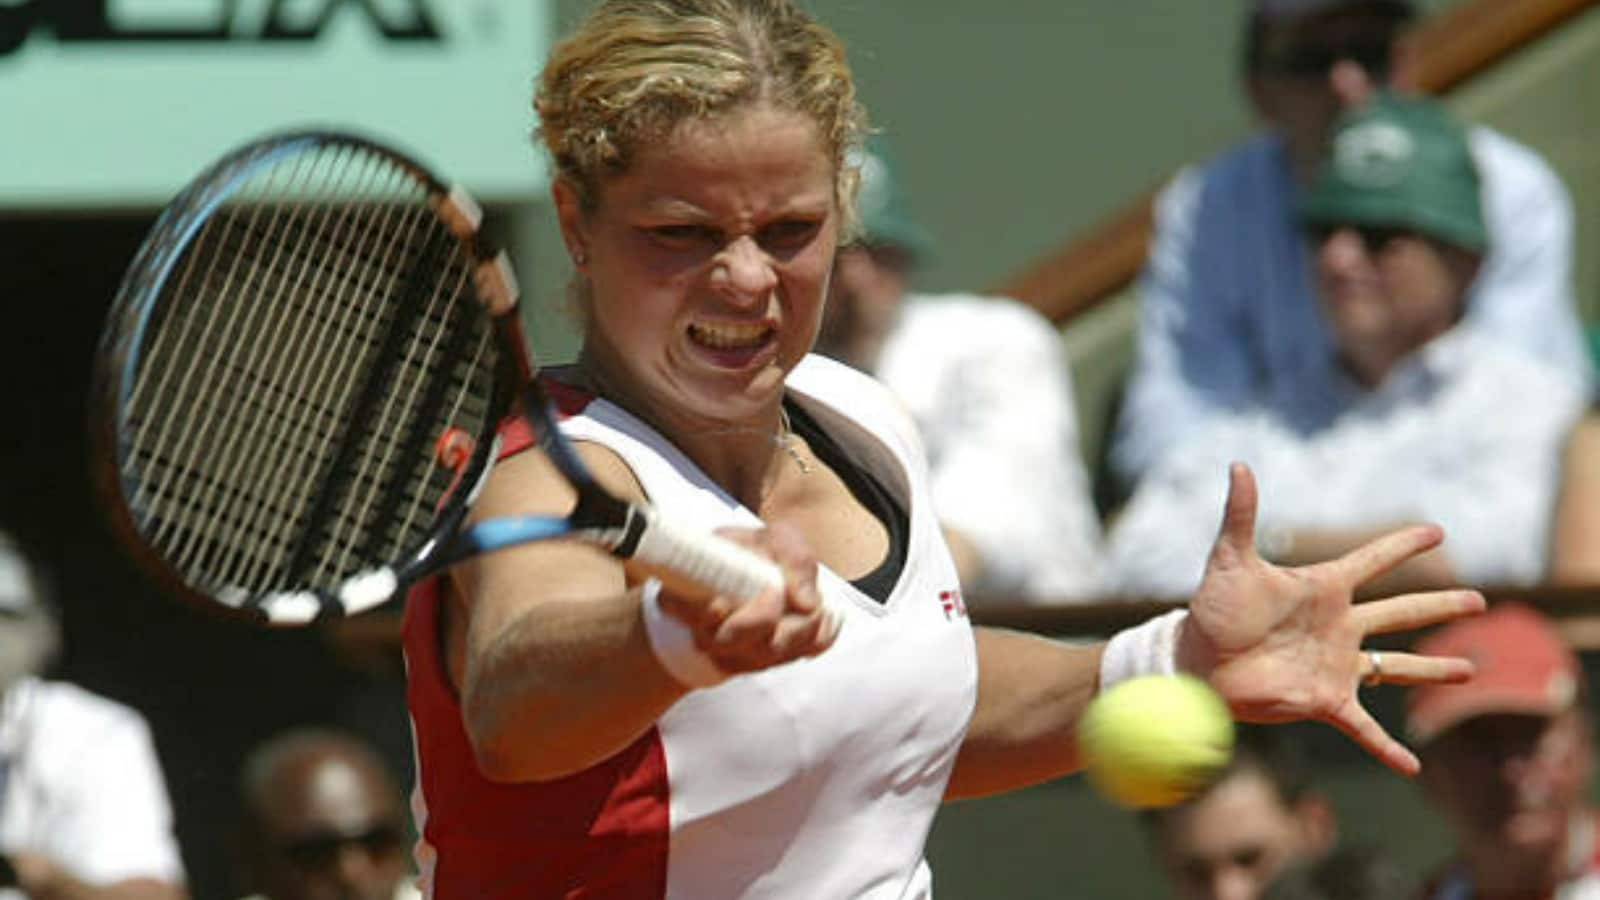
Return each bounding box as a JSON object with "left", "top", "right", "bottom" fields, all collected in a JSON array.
[
  {"left": 496, "top": 375, "right": 595, "bottom": 459},
  {"left": 402, "top": 377, "right": 670, "bottom": 898}
]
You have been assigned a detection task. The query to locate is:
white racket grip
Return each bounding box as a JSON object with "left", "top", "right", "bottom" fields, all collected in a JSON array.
[
  {"left": 629, "top": 513, "right": 845, "bottom": 642},
  {"left": 632, "top": 515, "right": 782, "bottom": 598}
]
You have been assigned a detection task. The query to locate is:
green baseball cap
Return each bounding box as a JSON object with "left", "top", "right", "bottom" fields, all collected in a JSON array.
[
  {"left": 851, "top": 134, "right": 934, "bottom": 259},
  {"left": 1299, "top": 94, "right": 1488, "bottom": 252}
]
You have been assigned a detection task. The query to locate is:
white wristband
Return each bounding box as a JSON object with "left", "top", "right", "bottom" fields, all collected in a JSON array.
[
  {"left": 1099, "top": 608, "right": 1188, "bottom": 691},
  {"left": 639, "top": 578, "right": 728, "bottom": 689}
]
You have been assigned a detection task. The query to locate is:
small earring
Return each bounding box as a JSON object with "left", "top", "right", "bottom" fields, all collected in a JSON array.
[{"left": 572, "top": 248, "right": 587, "bottom": 266}]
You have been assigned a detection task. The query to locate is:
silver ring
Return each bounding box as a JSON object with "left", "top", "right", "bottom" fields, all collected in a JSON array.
[{"left": 1363, "top": 650, "right": 1383, "bottom": 687}]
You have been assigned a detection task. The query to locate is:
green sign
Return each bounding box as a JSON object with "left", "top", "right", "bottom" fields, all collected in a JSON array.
[{"left": 0, "top": 1, "right": 550, "bottom": 207}]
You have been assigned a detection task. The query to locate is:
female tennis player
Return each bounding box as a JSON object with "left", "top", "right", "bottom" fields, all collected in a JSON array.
[{"left": 401, "top": 1, "right": 1484, "bottom": 895}]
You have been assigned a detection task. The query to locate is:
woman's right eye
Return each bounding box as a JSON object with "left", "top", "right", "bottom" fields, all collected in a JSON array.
[{"left": 648, "top": 224, "right": 719, "bottom": 246}]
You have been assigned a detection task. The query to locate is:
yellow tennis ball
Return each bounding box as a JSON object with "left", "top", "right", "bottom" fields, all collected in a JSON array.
[{"left": 1080, "top": 673, "right": 1235, "bottom": 809}]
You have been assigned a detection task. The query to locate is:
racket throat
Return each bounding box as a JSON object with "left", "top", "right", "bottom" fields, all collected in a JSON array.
[{"left": 572, "top": 490, "right": 645, "bottom": 556}]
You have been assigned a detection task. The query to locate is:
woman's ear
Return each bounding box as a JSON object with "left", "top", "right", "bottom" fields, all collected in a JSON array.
[{"left": 552, "top": 178, "right": 589, "bottom": 270}]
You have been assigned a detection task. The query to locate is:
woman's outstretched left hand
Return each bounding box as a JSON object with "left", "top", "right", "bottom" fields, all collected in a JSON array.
[{"left": 1179, "top": 463, "right": 1486, "bottom": 775}]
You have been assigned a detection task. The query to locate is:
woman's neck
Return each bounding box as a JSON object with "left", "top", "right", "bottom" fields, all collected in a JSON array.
[{"left": 573, "top": 348, "right": 805, "bottom": 508}]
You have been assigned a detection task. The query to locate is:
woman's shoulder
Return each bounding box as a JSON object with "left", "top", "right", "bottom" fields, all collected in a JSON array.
[
  {"left": 486, "top": 369, "right": 647, "bottom": 505},
  {"left": 789, "top": 354, "right": 925, "bottom": 464},
  {"left": 790, "top": 354, "right": 906, "bottom": 420}
]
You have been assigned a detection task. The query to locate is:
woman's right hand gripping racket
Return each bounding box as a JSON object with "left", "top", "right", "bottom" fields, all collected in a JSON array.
[{"left": 92, "top": 129, "right": 843, "bottom": 643}]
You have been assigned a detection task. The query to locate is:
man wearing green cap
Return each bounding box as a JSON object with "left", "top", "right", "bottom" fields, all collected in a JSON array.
[
  {"left": 815, "top": 138, "right": 1104, "bottom": 603},
  {"left": 1112, "top": 0, "right": 1589, "bottom": 495},
  {"left": 1102, "top": 95, "right": 1585, "bottom": 599}
]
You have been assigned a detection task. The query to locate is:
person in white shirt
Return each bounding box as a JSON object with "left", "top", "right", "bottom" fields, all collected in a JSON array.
[
  {"left": 814, "top": 137, "right": 1105, "bottom": 603},
  {"left": 0, "top": 531, "right": 188, "bottom": 900},
  {"left": 234, "top": 729, "right": 417, "bottom": 900},
  {"left": 1111, "top": 0, "right": 1589, "bottom": 493},
  {"left": 1104, "top": 94, "right": 1585, "bottom": 599}
]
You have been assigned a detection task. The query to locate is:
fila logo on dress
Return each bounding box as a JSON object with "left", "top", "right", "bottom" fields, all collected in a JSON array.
[{"left": 939, "top": 589, "right": 968, "bottom": 621}]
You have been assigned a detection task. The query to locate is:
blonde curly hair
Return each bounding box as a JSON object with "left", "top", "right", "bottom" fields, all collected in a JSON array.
[{"left": 535, "top": 0, "right": 867, "bottom": 239}]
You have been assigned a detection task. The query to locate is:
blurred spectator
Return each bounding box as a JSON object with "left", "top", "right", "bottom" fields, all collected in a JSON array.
[
  {"left": 814, "top": 136, "right": 1104, "bottom": 602},
  {"left": 1144, "top": 725, "right": 1338, "bottom": 900},
  {"left": 1111, "top": 0, "right": 1589, "bottom": 494},
  {"left": 0, "top": 531, "right": 188, "bottom": 900},
  {"left": 1408, "top": 603, "right": 1600, "bottom": 898},
  {"left": 1259, "top": 846, "right": 1411, "bottom": 900},
  {"left": 1548, "top": 412, "right": 1600, "bottom": 585},
  {"left": 235, "top": 728, "right": 418, "bottom": 900},
  {"left": 1103, "top": 95, "right": 1585, "bottom": 599}
]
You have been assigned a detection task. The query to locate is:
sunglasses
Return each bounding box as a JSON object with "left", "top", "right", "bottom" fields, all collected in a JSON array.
[
  {"left": 278, "top": 823, "right": 404, "bottom": 871},
  {"left": 1307, "top": 223, "right": 1413, "bottom": 255},
  {"left": 1260, "top": 36, "right": 1392, "bottom": 77}
]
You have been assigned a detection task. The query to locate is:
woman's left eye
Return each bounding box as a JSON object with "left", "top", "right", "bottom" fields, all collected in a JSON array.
[{"left": 759, "top": 220, "right": 819, "bottom": 250}]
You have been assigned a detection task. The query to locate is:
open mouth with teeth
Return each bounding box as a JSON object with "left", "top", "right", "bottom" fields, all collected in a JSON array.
[{"left": 687, "top": 321, "right": 777, "bottom": 364}]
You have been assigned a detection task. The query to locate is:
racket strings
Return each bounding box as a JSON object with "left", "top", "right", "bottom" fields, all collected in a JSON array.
[
  {"left": 131, "top": 150, "right": 318, "bottom": 541},
  {"left": 241, "top": 153, "right": 437, "bottom": 586},
  {"left": 320, "top": 221, "right": 470, "bottom": 582},
  {"left": 210, "top": 146, "right": 404, "bottom": 588},
  {"left": 308, "top": 265, "right": 495, "bottom": 587},
  {"left": 389, "top": 310, "right": 495, "bottom": 553},
  {"left": 267, "top": 175, "right": 494, "bottom": 589},
  {"left": 174, "top": 150, "right": 346, "bottom": 582},
  {"left": 120, "top": 142, "right": 497, "bottom": 598},
  {"left": 135, "top": 148, "right": 351, "bottom": 581}
]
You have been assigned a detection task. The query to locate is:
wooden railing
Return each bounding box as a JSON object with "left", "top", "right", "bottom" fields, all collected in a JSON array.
[{"left": 994, "top": 0, "right": 1600, "bottom": 327}]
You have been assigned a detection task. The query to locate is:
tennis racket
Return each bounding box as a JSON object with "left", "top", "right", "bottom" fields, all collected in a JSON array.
[{"left": 92, "top": 129, "right": 841, "bottom": 635}]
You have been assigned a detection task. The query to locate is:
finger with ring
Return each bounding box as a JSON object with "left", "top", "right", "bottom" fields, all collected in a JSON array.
[{"left": 1363, "top": 650, "right": 1383, "bottom": 687}]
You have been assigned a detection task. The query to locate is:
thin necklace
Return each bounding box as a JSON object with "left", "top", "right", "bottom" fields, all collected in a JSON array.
[{"left": 776, "top": 406, "right": 811, "bottom": 474}]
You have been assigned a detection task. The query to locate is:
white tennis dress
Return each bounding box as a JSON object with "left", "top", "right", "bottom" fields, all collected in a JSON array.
[{"left": 404, "top": 354, "right": 979, "bottom": 899}]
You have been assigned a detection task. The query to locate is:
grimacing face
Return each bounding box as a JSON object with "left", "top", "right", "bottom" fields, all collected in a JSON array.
[{"left": 556, "top": 103, "right": 840, "bottom": 433}]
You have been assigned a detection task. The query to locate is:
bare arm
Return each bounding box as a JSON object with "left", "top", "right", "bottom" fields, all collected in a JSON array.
[
  {"left": 945, "top": 628, "right": 1102, "bottom": 800},
  {"left": 1550, "top": 414, "right": 1600, "bottom": 585},
  {"left": 453, "top": 444, "right": 834, "bottom": 782},
  {"left": 456, "top": 533, "right": 688, "bottom": 782}
]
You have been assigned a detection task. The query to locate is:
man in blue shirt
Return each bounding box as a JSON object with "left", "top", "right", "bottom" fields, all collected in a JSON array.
[
  {"left": 1110, "top": 0, "right": 1588, "bottom": 491},
  {"left": 1103, "top": 96, "right": 1584, "bottom": 599}
]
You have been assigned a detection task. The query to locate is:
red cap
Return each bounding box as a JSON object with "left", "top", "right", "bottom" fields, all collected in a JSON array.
[{"left": 1406, "top": 603, "right": 1581, "bottom": 744}]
